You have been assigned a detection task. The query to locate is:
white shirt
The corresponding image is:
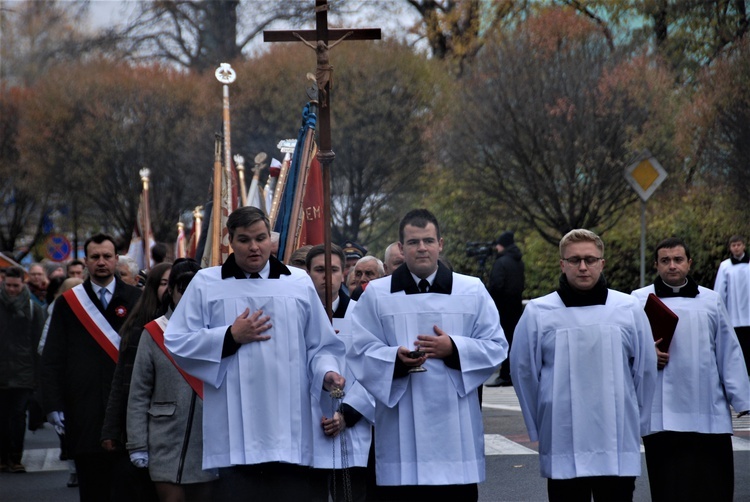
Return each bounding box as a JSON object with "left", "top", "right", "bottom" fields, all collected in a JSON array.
[{"left": 92, "top": 280, "right": 115, "bottom": 306}]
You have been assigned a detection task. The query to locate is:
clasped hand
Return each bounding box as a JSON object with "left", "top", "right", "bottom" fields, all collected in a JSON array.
[
  {"left": 323, "top": 371, "right": 346, "bottom": 392},
  {"left": 396, "top": 325, "right": 452, "bottom": 367},
  {"left": 654, "top": 339, "right": 669, "bottom": 370},
  {"left": 231, "top": 308, "right": 272, "bottom": 344},
  {"left": 321, "top": 411, "right": 344, "bottom": 437}
]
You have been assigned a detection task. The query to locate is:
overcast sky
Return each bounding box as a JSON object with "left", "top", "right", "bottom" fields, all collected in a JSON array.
[{"left": 87, "top": 0, "right": 138, "bottom": 28}]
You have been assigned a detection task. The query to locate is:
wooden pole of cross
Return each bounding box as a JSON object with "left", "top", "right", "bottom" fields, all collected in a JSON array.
[{"left": 264, "top": 0, "right": 380, "bottom": 318}]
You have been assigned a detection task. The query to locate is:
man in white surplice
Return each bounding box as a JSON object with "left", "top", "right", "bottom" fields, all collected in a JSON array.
[
  {"left": 164, "top": 207, "right": 346, "bottom": 502},
  {"left": 511, "top": 229, "right": 657, "bottom": 502},
  {"left": 349, "top": 209, "right": 507, "bottom": 502},
  {"left": 632, "top": 237, "right": 750, "bottom": 502}
]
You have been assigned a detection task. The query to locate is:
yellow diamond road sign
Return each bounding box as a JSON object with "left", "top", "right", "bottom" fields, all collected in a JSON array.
[{"left": 624, "top": 150, "right": 667, "bottom": 201}]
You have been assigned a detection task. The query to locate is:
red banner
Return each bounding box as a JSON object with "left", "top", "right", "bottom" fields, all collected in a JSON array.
[{"left": 299, "top": 156, "right": 325, "bottom": 247}]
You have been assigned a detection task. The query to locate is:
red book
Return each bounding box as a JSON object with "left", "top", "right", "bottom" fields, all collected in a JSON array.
[{"left": 644, "top": 293, "right": 679, "bottom": 352}]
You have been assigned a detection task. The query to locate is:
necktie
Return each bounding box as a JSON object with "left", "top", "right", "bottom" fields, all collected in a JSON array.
[
  {"left": 99, "top": 288, "right": 109, "bottom": 309},
  {"left": 249, "top": 272, "right": 261, "bottom": 279},
  {"left": 418, "top": 279, "right": 430, "bottom": 293}
]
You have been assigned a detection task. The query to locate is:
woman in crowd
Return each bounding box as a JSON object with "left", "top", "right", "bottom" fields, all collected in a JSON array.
[{"left": 127, "top": 258, "right": 217, "bottom": 502}]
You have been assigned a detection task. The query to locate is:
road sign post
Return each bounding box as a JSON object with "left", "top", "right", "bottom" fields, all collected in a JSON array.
[{"left": 624, "top": 150, "right": 668, "bottom": 287}]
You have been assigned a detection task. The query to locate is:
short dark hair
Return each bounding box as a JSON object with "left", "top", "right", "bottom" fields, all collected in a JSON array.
[
  {"left": 289, "top": 245, "right": 313, "bottom": 268},
  {"left": 169, "top": 258, "right": 201, "bottom": 295},
  {"left": 84, "top": 233, "right": 117, "bottom": 257},
  {"left": 151, "top": 242, "right": 168, "bottom": 263},
  {"left": 305, "top": 244, "right": 346, "bottom": 271},
  {"left": 398, "top": 209, "right": 441, "bottom": 243},
  {"left": 654, "top": 237, "right": 690, "bottom": 262},
  {"left": 729, "top": 235, "right": 745, "bottom": 245},
  {"left": 226, "top": 206, "right": 270, "bottom": 238},
  {"left": 5, "top": 266, "right": 25, "bottom": 280},
  {"left": 67, "top": 259, "right": 85, "bottom": 271}
]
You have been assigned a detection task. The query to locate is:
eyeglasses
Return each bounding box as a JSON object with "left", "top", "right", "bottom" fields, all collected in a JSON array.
[{"left": 562, "top": 256, "right": 603, "bottom": 266}]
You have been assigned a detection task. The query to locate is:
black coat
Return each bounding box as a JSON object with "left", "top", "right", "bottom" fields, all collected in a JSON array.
[
  {"left": 40, "top": 278, "right": 141, "bottom": 457},
  {"left": 0, "top": 292, "right": 45, "bottom": 389},
  {"left": 100, "top": 324, "right": 147, "bottom": 446},
  {"left": 488, "top": 243, "right": 525, "bottom": 334}
]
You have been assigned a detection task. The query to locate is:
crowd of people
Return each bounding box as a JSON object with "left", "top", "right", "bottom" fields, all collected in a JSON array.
[{"left": 1, "top": 208, "right": 749, "bottom": 502}]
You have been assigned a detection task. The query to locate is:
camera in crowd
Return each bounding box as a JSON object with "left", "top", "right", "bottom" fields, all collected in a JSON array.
[{"left": 465, "top": 241, "right": 495, "bottom": 259}]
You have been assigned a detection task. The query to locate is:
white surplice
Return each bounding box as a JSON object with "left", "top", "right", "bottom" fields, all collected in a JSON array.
[
  {"left": 632, "top": 285, "right": 750, "bottom": 433},
  {"left": 714, "top": 258, "right": 750, "bottom": 327},
  {"left": 164, "top": 264, "right": 345, "bottom": 469},
  {"left": 510, "top": 290, "right": 657, "bottom": 480},
  {"left": 348, "top": 270, "right": 507, "bottom": 486}
]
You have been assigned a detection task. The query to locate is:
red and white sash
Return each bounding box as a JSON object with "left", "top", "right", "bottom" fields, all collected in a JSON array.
[
  {"left": 63, "top": 285, "right": 121, "bottom": 363},
  {"left": 145, "top": 316, "right": 204, "bottom": 399}
]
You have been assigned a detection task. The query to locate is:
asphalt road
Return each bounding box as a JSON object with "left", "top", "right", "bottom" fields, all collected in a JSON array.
[{"left": 5, "top": 386, "right": 749, "bottom": 501}]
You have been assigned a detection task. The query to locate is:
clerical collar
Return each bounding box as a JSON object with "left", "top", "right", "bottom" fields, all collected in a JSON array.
[
  {"left": 410, "top": 270, "right": 437, "bottom": 290},
  {"left": 221, "top": 254, "right": 291, "bottom": 280},
  {"left": 556, "top": 274, "right": 608, "bottom": 307},
  {"left": 391, "top": 261, "right": 453, "bottom": 295},
  {"left": 245, "top": 261, "right": 270, "bottom": 279},
  {"left": 731, "top": 253, "right": 749, "bottom": 265},
  {"left": 653, "top": 275, "right": 699, "bottom": 298}
]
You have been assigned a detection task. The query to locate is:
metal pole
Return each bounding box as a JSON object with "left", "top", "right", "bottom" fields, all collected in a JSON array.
[
  {"left": 640, "top": 199, "right": 646, "bottom": 288},
  {"left": 140, "top": 168, "right": 151, "bottom": 271}
]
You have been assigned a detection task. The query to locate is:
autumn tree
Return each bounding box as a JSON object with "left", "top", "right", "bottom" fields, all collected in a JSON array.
[
  {"left": 555, "top": 0, "right": 750, "bottom": 76},
  {"left": 0, "top": 0, "right": 120, "bottom": 86},
  {"left": 0, "top": 86, "right": 52, "bottom": 258},
  {"left": 676, "top": 35, "right": 750, "bottom": 198},
  {"left": 19, "top": 59, "right": 215, "bottom": 244},
  {"left": 441, "top": 7, "right": 675, "bottom": 245},
  {"left": 400, "top": 0, "right": 522, "bottom": 75}
]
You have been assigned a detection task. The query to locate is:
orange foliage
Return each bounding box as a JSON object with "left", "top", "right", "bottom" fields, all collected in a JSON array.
[{"left": 524, "top": 6, "right": 605, "bottom": 59}]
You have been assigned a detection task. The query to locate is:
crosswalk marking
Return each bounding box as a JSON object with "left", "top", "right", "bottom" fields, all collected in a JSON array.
[
  {"left": 22, "top": 448, "right": 69, "bottom": 472},
  {"left": 485, "top": 434, "right": 537, "bottom": 455}
]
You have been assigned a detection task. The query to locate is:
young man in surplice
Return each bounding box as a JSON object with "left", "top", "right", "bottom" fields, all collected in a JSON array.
[
  {"left": 164, "top": 206, "right": 346, "bottom": 502},
  {"left": 633, "top": 237, "right": 750, "bottom": 502},
  {"left": 349, "top": 208, "right": 507, "bottom": 501}
]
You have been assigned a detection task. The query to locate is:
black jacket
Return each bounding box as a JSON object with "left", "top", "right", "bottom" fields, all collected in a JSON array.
[
  {"left": 488, "top": 243, "right": 525, "bottom": 331},
  {"left": 0, "top": 292, "right": 45, "bottom": 389}
]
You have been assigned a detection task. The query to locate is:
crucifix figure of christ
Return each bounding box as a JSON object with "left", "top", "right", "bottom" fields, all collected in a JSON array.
[
  {"left": 294, "top": 31, "right": 352, "bottom": 108},
  {"left": 264, "top": 0, "right": 380, "bottom": 319}
]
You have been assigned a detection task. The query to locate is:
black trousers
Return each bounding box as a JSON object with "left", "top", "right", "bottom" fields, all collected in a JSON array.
[
  {"left": 547, "top": 476, "right": 635, "bottom": 502},
  {"left": 0, "top": 388, "right": 30, "bottom": 464},
  {"left": 735, "top": 326, "right": 750, "bottom": 375},
  {"left": 372, "top": 483, "right": 478, "bottom": 502},
  {"left": 644, "top": 431, "right": 733, "bottom": 502},
  {"left": 214, "top": 462, "right": 328, "bottom": 502},
  {"left": 75, "top": 451, "right": 118, "bottom": 502},
  {"left": 313, "top": 466, "right": 369, "bottom": 502},
  {"left": 75, "top": 450, "right": 156, "bottom": 502}
]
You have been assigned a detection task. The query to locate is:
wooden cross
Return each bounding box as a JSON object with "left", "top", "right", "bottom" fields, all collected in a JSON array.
[{"left": 264, "top": 0, "right": 380, "bottom": 318}]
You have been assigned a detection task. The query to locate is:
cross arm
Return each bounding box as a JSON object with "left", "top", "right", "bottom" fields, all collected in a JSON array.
[{"left": 263, "top": 28, "right": 381, "bottom": 43}]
